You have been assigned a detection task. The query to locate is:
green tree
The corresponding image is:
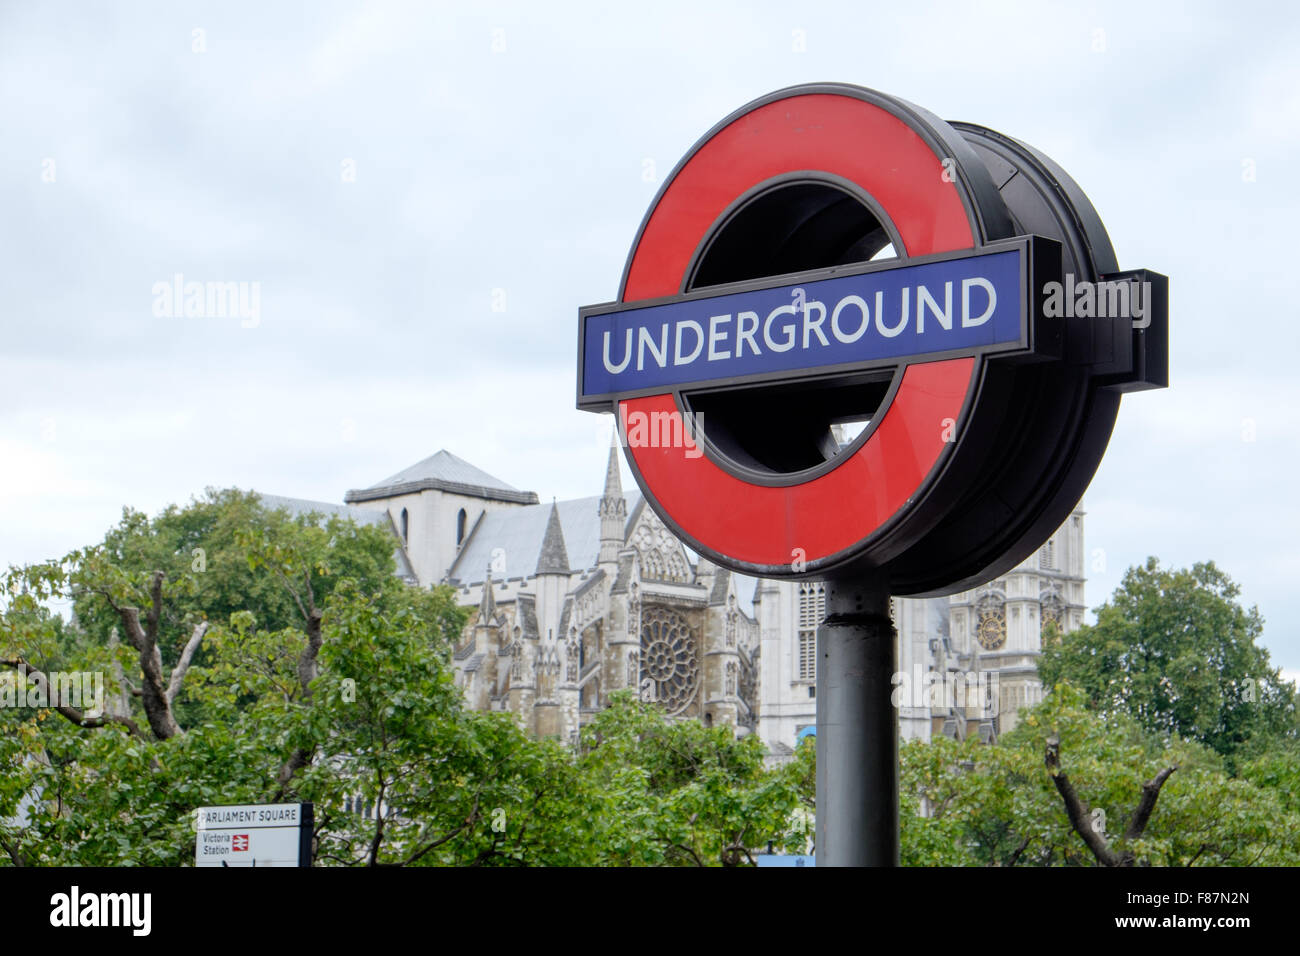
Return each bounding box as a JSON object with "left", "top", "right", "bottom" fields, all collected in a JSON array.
[
  {"left": 898, "top": 683, "right": 1300, "bottom": 866},
  {"left": 0, "top": 492, "right": 476, "bottom": 865},
  {"left": 1, "top": 490, "right": 813, "bottom": 867},
  {"left": 1038, "top": 558, "right": 1298, "bottom": 762},
  {"left": 577, "top": 693, "right": 811, "bottom": 865},
  {"left": 284, "top": 580, "right": 599, "bottom": 866}
]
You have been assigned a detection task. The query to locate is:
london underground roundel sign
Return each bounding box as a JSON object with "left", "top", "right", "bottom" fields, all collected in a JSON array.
[{"left": 577, "top": 84, "right": 1167, "bottom": 595}]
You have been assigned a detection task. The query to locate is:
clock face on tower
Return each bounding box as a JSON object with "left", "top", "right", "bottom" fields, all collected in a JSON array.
[
  {"left": 975, "top": 593, "right": 1007, "bottom": 651},
  {"left": 976, "top": 614, "right": 1007, "bottom": 651}
]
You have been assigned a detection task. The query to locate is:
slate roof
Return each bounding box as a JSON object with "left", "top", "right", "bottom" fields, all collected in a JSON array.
[
  {"left": 344, "top": 449, "right": 538, "bottom": 505},
  {"left": 571, "top": 568, "right": 605, "bottom": 598},
  {"left": 445, "top": 489, "right": 762, "bottom": 614},
  {"left": 447, "top": 492, "right": 641, "bottom": 586}
]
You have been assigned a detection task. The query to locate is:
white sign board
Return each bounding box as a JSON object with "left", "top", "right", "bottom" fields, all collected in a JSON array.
[{"left": 195, "top": 803, "right": 311, "bottom": 867}]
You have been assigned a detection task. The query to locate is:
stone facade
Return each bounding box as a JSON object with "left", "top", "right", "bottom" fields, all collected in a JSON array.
[
  {"left": 331, "top": 444, "right": 757, "bottom": 743},
  {"left": 753, "top": 507, "right": 1086, "bottom": 757},
  {"left": 269, "top": 444, "right": 1084, "bottom": 756}
]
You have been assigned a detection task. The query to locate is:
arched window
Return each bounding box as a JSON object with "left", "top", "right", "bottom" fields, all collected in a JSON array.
[
  {"left": 399, "top": 508, "right": 409, "bottom": 544},
  {"left": 641, "top": 548, "right": 667, "bottom": 580},
  {"left": 664, "top": 550, "right": 689, "bottom": 583},
  {"left": 456, "top": 508, "right": 467, "bottom": 546}
]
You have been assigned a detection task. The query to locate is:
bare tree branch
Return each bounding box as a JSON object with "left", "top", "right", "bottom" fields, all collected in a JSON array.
[
  {"left": 302, "top": 570, "right": 316, "bottom": 622},
  {"left": 1045, "top": 736, "right": 1177, "bottom": 868},
  {"left": 670, "top": 842, "right": 705, "bottom": 867},
  {"left": 1, "top": 658, "right": 146, "bottom": 739},
  {"left": 366, "top": 780, "right": 388, "bottom": 867},
  {"left": 0, "top": 832, "right": 28, "bottom": 867},
  {"left": 166, "top": 620, "right": 209, "bottom": 705},
  {"left": 1006, "top": 835, "right": 1032, "bottom": 867},
  {"left": 1045, "top": 736, "right": 1123, "bottom": 866},
  {"left": 106, "top": 628, "right": 135, "bottom": 715},
  {"left": 272, "top": 583, "right": 325, "bottom": 798},
  {"left": 114, "top": 572, "right": 182, "bottom": 740},
  {"left": 721, "top": 842, "right": 756, "bottom": 867},
  {"left": 145, "top": 570, "right": 163, "bottom": 644},
  {"left": 296, "top": 608, "right": 324, "bottom": 700},
  {"left": 1124, "top": 765, "right": 1178, "bottom": 841},
  {"left": 370, "top": 796, "right": 482, "bottom": 867},
  {"left": 118, "top": 605, "right": 147, "bottom": 652},
  {"left": 271, "top": 749, "right": 312, "bottom": 802},
  {"left": 272, "top": 567, "right": 311, "bottom": 627}
]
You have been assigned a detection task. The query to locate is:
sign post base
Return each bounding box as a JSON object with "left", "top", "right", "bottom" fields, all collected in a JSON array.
[{"left": 816, "top": 577, "right": 898, "bottom": 866}]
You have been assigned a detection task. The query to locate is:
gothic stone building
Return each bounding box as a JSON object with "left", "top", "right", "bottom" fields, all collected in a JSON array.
[
  {"left": 264, "top": 445, "right": 1085, "bottom": 756},
  {"left": 428, "top": 446, "right": 759, "bottom": 744},
  {"left": 756, "top": 506, "right": 1086, "bottom": 758}
]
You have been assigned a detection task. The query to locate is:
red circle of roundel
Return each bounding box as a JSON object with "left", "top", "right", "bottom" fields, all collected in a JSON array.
[{"left": 620, "top": 92, "right": 978, "bottom": 569}]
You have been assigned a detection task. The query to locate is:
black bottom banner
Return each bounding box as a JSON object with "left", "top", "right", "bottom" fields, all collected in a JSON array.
[{"left": 1, "top": 864, "right": 1281, "bottom": 943}]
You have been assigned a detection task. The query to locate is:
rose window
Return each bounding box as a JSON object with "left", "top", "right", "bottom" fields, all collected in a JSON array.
[{"left": 639, "top": 606, "right": 699, "bottom": 715}]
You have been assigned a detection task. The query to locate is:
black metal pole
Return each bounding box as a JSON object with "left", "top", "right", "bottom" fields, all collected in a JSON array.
[{"left": 815, "top": 575, "right": 897, "bottom": 866}]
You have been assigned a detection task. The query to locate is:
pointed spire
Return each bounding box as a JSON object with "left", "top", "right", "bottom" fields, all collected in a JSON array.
[
  {"left": 599, "top": 436, "right": 628, "bottom": 565},
  {"left": 602, "top": 433, "right": 623, "bottom": 500},
  {"left": 536, "top": 499, "right": 570, "bottom": 575},
  {"left": 479, "top": 567, "right": 497, "bottom": 623}
]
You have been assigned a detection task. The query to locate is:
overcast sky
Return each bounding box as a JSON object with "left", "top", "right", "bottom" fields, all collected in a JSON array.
[{"left": 2, "top": 1, "right": 1297, "bottom": 674}]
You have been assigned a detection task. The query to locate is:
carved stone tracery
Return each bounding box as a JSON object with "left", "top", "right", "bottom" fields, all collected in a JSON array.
[
  {"left": 565, "top": 629, "right": 579, "bottom": 682},
  {"left": 1040, "top": 584, "right": 1065, "bottom": 640},
  {"left": 974, "top": 590, "right": 1007, "bottom": 651},
  {"left": 638, "top": 606, "right": 699, "bottom": 716},
  {"left": 633, "top": 519, "right": 690, "bottom": 583}
]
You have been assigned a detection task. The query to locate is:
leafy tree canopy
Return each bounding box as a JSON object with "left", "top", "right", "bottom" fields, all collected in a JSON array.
[
  {"left": 1038, "top": 557, "right": 1298, "bottom": 762},
  {"left": 0, "top": 490, "right": 809, "bottom": 866},
  {"left": 3, "top": 505, "right": 1295, "bottom": 867}
]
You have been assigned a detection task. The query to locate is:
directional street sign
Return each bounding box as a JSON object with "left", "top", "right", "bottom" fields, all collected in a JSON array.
[{"left": 194, "top": 803, "right": 313, "bottom": 868}]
